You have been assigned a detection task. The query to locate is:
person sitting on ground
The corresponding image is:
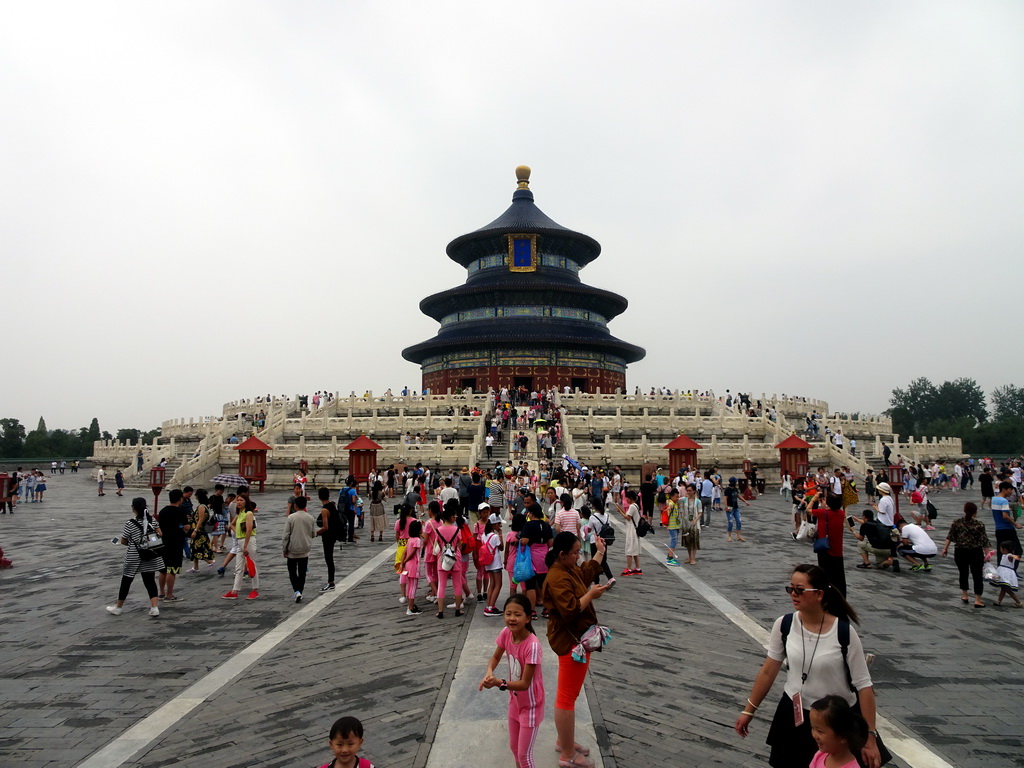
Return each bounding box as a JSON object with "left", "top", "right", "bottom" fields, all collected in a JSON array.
[
  {"left": 849, "top": 509, "right": 894, "bottom": 569},
  {"left": 895, "top": 519, "right": 938, "bottom": 571}
]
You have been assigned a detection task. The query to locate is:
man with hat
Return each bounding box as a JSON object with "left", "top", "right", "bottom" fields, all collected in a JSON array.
[{"left": 872, "top": 482, "right": 900, "bottom": 572}]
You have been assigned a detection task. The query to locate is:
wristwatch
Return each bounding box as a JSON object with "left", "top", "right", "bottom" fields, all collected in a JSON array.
[{"left": 499, "top": 679, "right": 508, "bottom": 691}]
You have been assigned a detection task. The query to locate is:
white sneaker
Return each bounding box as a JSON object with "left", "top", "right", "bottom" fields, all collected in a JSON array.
[
  {"left": 399, "top": 596, "right": 407, "bottom": 604},
  {"left": 426, "top": 595, "right": 437, "bottom": 603},
  {"left": 105, "top": 605, "right": 123, "bottom": 616},
  {"left": 447, "top": 603, "right": 457, "bottom": 609},
  {"left": 149, "top": 606, "right": 160, "bottom": 617}
]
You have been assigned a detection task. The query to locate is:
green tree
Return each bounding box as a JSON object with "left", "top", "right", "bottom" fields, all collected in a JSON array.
[
  {"left": 23, "top": 430, "right": 51, "bottom": 457},
  {"left": 116, "top": 428, "right": 141, "bottom": 443},
  {"left": 933, "top": 378, "right": 987, "bottom": 425},
  {"left": 991, "top": 385, "right": 1024, "bottom": 421},
  {"left": 49, "top": 429, "right": 83, "bottom": 457},
  {"left": 0, "top": 418, "right": 26, "bottom": 458},
  {"left": 85, "top": 418, "right": 101, "bottom": 450},
  {"left": 24, "top": 416, "right": 51, "bottom": 457},
  {"left": 888, "top": 377, "right": 937, "bottom": 435}
]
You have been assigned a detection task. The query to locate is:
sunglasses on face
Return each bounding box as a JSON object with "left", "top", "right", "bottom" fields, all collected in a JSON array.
[{"left": 785, "top": 586, "right": 821, "bottom": 596}]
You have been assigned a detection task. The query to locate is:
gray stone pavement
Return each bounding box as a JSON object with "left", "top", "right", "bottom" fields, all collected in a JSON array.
[{"left": 0, "top": 474, "right": 1021, "bottom": 767}]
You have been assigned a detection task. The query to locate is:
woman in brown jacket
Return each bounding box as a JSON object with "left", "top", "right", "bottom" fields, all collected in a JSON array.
[{"left": 543, "top": 531, "right": 612, "bottom": 768}]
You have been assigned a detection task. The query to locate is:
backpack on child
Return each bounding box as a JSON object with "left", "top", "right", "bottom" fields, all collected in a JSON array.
[
  {"left": 478, "top": 532, "right": 497, "bottom": 567},
  {"left": 438, "top": 528, "right": 459, "bottom": 572}
]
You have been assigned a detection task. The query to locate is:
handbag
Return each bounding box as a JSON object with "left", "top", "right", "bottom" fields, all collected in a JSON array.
[
  {"left": 813, "top": 534, "right": 831, "bottom": 553},
  {"left": 135, "top": 515, "right": 163, "bottom": 552},
  {"left": 512, "top": 541, "right": 535, "bottom": 583},
  {"left": 570, "top": 624, "right": 612, "bottom": 662},
  {"left": 635, "top": 517, "right": 654, "bottom": 538}
]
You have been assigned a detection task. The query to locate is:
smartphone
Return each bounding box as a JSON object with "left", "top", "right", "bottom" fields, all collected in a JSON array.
[
  {"left": 605, "top": 578, "right": 616, "bottom": 588},
  {"left": 846, "top": 516, "right": 855, "bottom": 527}
]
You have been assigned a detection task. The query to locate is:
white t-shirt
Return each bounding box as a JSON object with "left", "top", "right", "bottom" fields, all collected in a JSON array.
[
  {"left": 486, "top": 435, "right": 494, "bottom": 447},
  {"left": 483, "top": 532, "right": 503, "bottom": 572},
  {"left": 830, "top": 476, "right": 843, "bottom": 495},
  {"left": 876, "top": 496, "right": 895, "bottom": 527},
  {"left": 439, "top": 486, "right": 459, "bottom": 505},
  {"left": 900, "top": 523, "right": 937, "bottom": 555},
  {"left": 767, "top": 613, "right": 872, "bottom": 707}
]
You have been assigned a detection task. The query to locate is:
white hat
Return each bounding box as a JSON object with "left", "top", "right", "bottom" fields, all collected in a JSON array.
[
  {"left": 488, "top": 513, "right": 503, "bottom": 525},
  {"left": 876, "top": 482, "right": 892, "bottom": 495},
  {"left": 478, "top": 502, "right": 492, "bottom": 511}
]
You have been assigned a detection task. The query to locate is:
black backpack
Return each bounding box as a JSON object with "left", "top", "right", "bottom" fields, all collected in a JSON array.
[{"left": 594, "top": 512, "right": 615, "bottom": 544}]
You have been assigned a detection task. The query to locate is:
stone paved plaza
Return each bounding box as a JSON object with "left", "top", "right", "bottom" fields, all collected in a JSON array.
[{"left": 0, "top": 473, "right": 1020, "bottom": 768}]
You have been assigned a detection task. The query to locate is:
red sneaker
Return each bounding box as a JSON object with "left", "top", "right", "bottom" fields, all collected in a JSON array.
[
  {"left": 221, "top": 591, "right": 238, "bottom": 599},
  {"left": 247, "top": 590, "right": 259, "bottom": 600}
]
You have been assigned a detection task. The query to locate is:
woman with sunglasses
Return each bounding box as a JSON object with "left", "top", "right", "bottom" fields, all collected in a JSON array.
[{"left": 734, "top": 564, "right": 885, "bottom": 768}]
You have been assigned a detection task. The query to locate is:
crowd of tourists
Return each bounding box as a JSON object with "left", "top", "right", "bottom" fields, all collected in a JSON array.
[
  {"left": 92, "top": 445, "right": 1023, "bottom": 768},
  {"left": 783, "top": 457, "right": 1022, "bottom": 607}
]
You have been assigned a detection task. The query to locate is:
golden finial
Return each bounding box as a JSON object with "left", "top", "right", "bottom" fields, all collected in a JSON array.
[{"left": 515, "top": 165, "right": 531, "bottom": 190}]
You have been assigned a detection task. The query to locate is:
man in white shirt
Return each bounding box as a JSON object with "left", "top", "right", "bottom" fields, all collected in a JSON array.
[
  {"left": 485, "top": 434, "right": 494, "bottom": 460},
  {"left": 439, "top": 477, "right": 460, "bottom": 507},
  {"left": 830, "top": 469, "right": 844, "bottom": 498},
  {"left": 896, "top": 519, "right": 938, "bottom": 570}
]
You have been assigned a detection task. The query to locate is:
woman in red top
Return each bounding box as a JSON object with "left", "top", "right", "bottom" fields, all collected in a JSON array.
[{"left": 815, "top": 495, "right": 848, "bottom": 597}]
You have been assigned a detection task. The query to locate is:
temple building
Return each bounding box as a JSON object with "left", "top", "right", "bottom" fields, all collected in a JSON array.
[{"left": 402, "top": 167, "right": 646, "bottom": 393}]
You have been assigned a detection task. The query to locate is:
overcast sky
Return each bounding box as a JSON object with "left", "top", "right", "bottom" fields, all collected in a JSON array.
[{"left": 2, "top": 2, "right": 1022, "bottom": 433}]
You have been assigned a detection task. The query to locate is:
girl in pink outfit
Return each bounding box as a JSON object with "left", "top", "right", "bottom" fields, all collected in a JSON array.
[
  {"left": 435, "top": 501, "right": 464, "bottom": 618},
  {"left": 401, "top": 520, "right": 423, "bottom": 615},
  {"left": 422, "top": 501, "right": 441, "bottom": 604},
  {"left": 394, "top": 508, "right": 414, "bottom": 604},
  {"left": 808, "top": 695, "right": 868, "bottom": 768},
  {"left": 479, "top": 594, "right": 545, "bottom": 768}
]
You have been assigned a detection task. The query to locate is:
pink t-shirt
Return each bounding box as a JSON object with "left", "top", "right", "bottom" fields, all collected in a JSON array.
[
  {"left": 505, "top": 531, "right": 519, "bottom": 572},
  {"left": 497, "top": 627, "right": 544, "bottom": 724},
  {"left": 395, "top": 518, "right": 412, "bottom": 539},
  {"left": 423, "top": 519, "right": 439, "bottom": 562},
  {"left": 553, "top": 507, "right": 581, "bottom": 537},
  {"left": 404, "top": 537, "right": 422, "bottom": 578},
  {"left": 809, "top": 752, "right": 858, "bottom": 768}
]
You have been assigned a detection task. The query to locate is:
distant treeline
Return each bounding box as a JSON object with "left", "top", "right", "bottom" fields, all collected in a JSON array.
[
  {"left": 0, "top": 417, "right": 160, "bottom": 460},
  {"left": 888, "top": 379, "right": 1024, "bottom": 455}
]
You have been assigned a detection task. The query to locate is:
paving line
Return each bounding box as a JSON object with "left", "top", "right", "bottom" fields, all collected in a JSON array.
[
  {"left": 76, "top": 544, "right": 398, "bottom": 768},
  {"left": 635, "top": 529, "right": 956, "bottom": 768}
]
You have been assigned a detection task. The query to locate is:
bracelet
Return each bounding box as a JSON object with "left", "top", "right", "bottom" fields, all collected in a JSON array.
[
  {"left": 741, "top": 710, "right": 756, "bottom": 717},
  {"left": 747, "top": 698, "right": 759, "bottom": 710}
]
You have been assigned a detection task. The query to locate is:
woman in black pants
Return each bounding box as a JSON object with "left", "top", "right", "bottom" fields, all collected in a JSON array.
[
  {"left": 942, "top": 502, "right": 990, "bottom": 607},
  {"left": 588, "top": 504, "right": 614, "bottom": 583},
  {"left": 106, "top": 497, "right": 164, "bottom": 617}
]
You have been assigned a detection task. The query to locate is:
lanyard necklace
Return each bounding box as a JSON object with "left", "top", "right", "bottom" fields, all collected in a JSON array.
[{"left": 799, "top": 612, "right": 826, "bottom": 685}]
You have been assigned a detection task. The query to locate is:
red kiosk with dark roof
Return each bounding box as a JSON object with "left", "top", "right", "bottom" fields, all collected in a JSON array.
[
  {"left": 345, "top": 435, "right": 383, "bottom": 488},
  {"left": 663, "top": 434, "right": 702, "bottom": 476},
  {"left": 235, "top": 435, "right": 271, "bottom": 492},
  {"left": 775, "top": 434, "right": 812, "bottom": 479}
]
